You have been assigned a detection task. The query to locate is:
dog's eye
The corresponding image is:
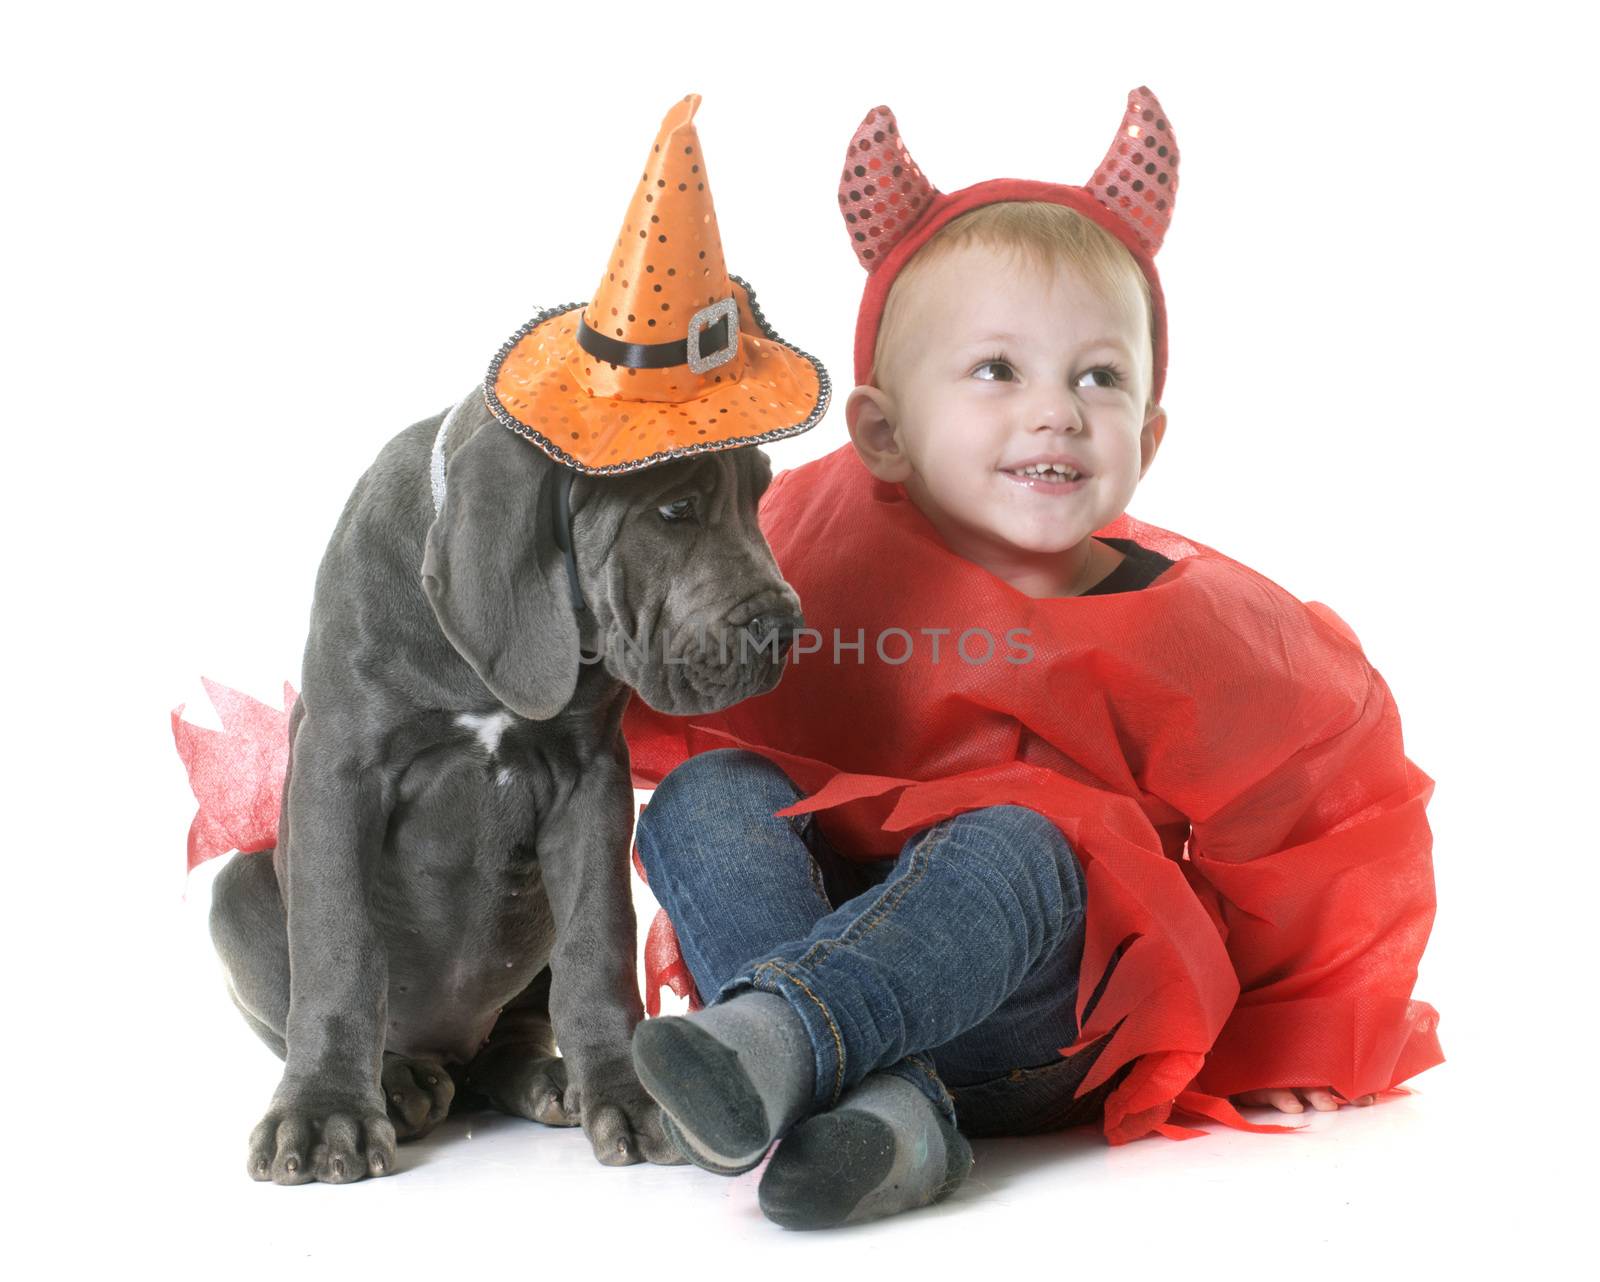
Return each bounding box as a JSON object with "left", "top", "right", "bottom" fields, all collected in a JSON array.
[{"left": 657, "top": 497, "right": 697, "bottom": 523}]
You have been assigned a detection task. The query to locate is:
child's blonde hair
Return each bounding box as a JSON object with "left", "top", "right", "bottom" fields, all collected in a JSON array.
[{"left": 869, "top": 201, "right": 1157, "bottom": 413}]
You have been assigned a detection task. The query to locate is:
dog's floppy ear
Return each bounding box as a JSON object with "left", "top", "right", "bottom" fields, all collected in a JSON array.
[{"left": 421, "top": 421, "right": 582, "bottom": 721}]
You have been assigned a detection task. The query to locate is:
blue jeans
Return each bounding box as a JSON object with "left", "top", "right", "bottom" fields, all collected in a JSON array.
[{"left": 634, "top": 748, "right": 1131, "bottom": 1137}]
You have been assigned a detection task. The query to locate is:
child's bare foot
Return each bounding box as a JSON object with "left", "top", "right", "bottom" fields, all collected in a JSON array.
[{"left": 758, "top": 1072, "right": 972, "bottom": 1230}]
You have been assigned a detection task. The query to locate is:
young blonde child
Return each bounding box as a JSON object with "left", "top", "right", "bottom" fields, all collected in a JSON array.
[{"left": 622, "top": 88, "right": 1440, "bottom": 1229}]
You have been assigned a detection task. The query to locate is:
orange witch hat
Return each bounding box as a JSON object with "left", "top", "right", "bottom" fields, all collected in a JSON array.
[{"left": 484, "top": 94, "right": 830, "bottom": 474}]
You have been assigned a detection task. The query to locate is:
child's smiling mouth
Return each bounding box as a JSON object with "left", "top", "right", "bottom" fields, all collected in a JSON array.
[{"left": 1000, "top": 460, "right": 1089, "bottom": 492}]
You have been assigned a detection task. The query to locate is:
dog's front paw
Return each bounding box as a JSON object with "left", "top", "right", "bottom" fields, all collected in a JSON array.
[
  {"left": 247, "top": 1084, "right": 397, "bottom": 1185},
  {"left": 566, "top": 1057, "right": 687, "bottom": 1167}
]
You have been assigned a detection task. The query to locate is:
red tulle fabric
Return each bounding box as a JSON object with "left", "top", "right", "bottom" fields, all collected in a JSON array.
[
  {"left": 171, "top": 677, "right": 297, "bottom": 872},
  {"left": 621, "top": 445, "right": 1442, "bottom": 1145},
  {"left": 631, "top": 802, "right": 704, "bottom": 1017}
]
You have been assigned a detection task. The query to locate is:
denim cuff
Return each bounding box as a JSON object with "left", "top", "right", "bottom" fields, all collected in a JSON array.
[
  {"left": 714, "top": 961, "right": 960, "bottom": 1128},
  {"left": 714, "top": 957, "right": 851, "bottom": 1113},
  {"left": 880, "top": 1052, "right": 959, "bottom": 1127}
]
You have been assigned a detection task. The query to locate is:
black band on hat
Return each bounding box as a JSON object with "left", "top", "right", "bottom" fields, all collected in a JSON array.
[{"left": 576, "top": 311, "right": 730, "bottom": 370}]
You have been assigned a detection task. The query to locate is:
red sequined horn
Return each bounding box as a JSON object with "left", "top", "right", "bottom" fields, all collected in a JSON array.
[
  {"left": 839, "top": 105, "right": 939, "bottom": 271},
  {"left": 1086, "top": 86, "right": 1180, "bottom": 255}
]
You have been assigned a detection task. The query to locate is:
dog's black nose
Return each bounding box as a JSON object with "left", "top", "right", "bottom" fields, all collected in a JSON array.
[{"left": 743, "top": 612, "right": 804, "bottom": 652}]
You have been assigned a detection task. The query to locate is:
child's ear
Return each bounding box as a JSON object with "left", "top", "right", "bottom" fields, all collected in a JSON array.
[
  {"left": 1139, "top": 404, "right": 1168, "bottom": 480},
  {"left": 846, "top": 385, "right": 914, "bottom": 483}
]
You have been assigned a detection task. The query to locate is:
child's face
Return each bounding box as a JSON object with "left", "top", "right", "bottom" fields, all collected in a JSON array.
[{"left": 847, "top": 240, "right": 1166, "bottom": 597}]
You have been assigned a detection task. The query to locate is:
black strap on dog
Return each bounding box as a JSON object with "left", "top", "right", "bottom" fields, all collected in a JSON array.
[{"left": 551, "top": 467, "right": 593, "bottom": 622}]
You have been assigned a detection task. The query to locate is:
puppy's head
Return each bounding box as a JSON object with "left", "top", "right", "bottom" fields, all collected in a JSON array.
[{"left": 423, "top": 409, "right": 802, "bottom": 720}]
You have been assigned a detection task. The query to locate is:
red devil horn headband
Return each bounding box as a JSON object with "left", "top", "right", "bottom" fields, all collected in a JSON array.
[
  {"left": 841, "top": 86, "right": 1179, "bottom": 401},
  {"left": 1087, "top": 86, "right": 1180, "bottom": 254},
  {"left": 839, "top": 87, "right": 1179, "bottom": 266},
  {"left": 838, "top": 111, "right": 941, "bottom": 268}
]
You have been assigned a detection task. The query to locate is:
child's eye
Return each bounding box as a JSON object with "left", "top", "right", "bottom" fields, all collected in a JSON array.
[
  {"left": 972, "top": 356, "right": 1016, "bottom": 382},
  {"left": 1075, "top": 365, "right": 1126, "bottom": 390}
]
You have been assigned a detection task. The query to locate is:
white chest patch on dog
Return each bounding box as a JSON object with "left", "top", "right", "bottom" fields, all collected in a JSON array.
[{"left": 457, "top": 710, "right": 517, "bottom": 757}]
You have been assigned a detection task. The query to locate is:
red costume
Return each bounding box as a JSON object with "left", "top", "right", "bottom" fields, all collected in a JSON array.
[
  {"left": 622, "top": 89, "right": 1442, "bottom": 1144},
  {"left": 622, "top": 446, "right": 1441, "bottom": 1145}
]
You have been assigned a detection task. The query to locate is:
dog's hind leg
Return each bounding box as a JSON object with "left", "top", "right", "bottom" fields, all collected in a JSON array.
[
  {"left": 209, "top": 849, "right": 290, "bottom": 1057},
  {"left": 463, "top": 968, "right": 580, "bottom": 1127},
  {"left": 380, "top": 1053, "right": 454, "bottom": 1141}
]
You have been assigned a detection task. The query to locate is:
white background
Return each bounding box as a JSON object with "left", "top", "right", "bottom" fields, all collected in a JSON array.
[{"left": 4, "top": 0, "right": 1592, "bottom": 1275}]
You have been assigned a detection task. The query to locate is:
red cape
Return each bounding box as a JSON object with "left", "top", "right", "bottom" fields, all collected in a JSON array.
[{"left": 623, "top": 443, "right": 1442, "bottom": 1145}]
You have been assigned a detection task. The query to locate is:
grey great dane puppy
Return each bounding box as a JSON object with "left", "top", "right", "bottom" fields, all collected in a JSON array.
[{"left": 208, "top": 388, "right": 804, "bottom": 1184}]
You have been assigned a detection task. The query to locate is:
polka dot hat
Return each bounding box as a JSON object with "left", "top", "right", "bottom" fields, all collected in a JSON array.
[
  {"left": 842, "top": 86, "right": 1179, "bottom": 406},
  {"left": 487, "top": 94, "right": 830, "bottom": 475}
]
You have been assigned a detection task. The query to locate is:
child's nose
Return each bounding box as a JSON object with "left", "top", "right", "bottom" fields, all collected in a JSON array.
[{"left": 1030, "top": 391, "right": 1085, "bottom": 433}]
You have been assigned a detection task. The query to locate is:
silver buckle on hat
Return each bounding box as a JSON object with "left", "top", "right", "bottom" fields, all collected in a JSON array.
[{"left": 686, "top": 296, "right": 740, "bottom": 375}]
